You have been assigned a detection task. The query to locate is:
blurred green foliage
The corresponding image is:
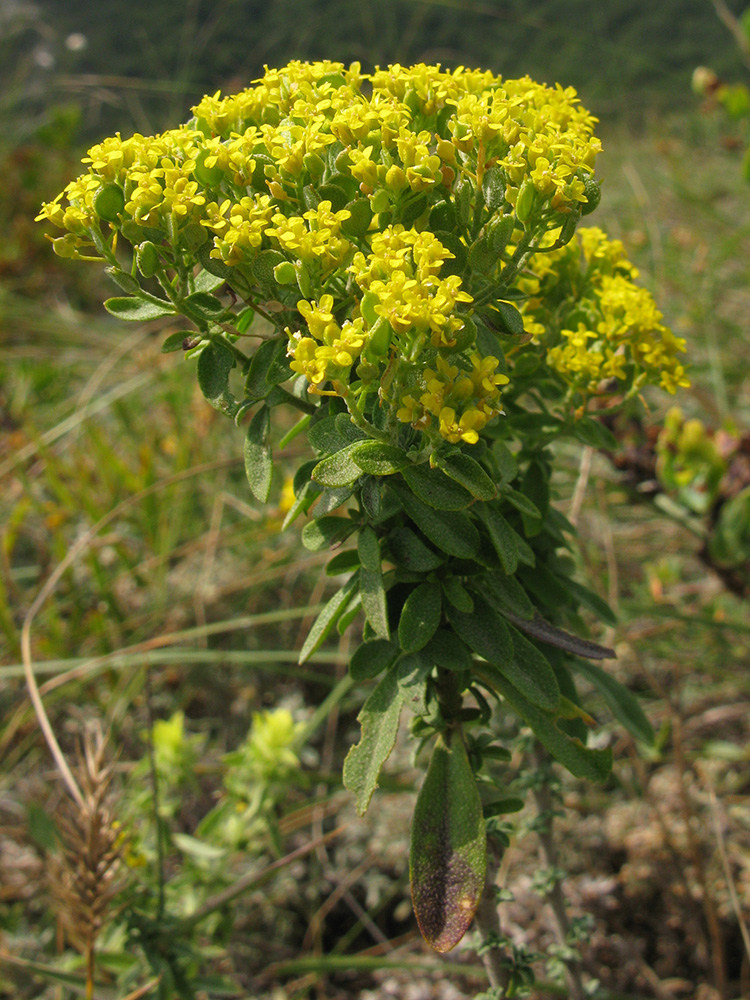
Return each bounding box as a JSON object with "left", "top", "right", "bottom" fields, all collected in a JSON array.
[{"left": 34, "top": 0, "right": 747, "bottom": 136}]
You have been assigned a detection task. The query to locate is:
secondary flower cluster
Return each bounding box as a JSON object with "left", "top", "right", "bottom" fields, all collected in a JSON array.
[
  {"left": 37, "top": 59, "right": 685, "bottom": 446},
  {"left": 522, "top": 227, "right": 689, "bottom": 395}
]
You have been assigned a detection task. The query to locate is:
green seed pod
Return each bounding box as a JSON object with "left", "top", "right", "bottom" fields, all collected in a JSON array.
[
  {"left": 303, "top": 151, "right": 326, "bottom": 181},
  {"left": 361, "top": 291, "right": 380, "bottom": 327},
  {"left": 273, "top": 260, "right": 297, "bottom": 285},
  {"left": 334, "top": 148, "right": 352, "bottom": 174},
  {"left": 193, "top": 149, "right": 224, "bottom": 188},
  {"left": 371, "top": 189, "right": 391, "bottom": 215},
  {"left": 454, "top": 180, "right": 473, "bottom": 230},
  {"left": 482, "top": 165, "right": 505, "bottom": 212},
  {"left": 555, "top": 208, "right": 581, "bottom": 247},
  {"left": 182, "top": 223, "right": 208, "bottom": 251},
  {"left": 93, "top": 183, "right": 125, "bottom": 223},
  {"left": 296, "top": 260, "right": 314, "bottom": 298},
  {"left": 136, "top": 241, "right": 161, "bottom": 278},
  {"left": 52, "top": 234, "right": 80, "bottom": 259},
  {"left": 364, "top": 316, "right": 393, "bottom": 360},
  {"left": 515, "top": 178, "right": 536, "bottom": 224},
  {"left": 580, "top": 176, "right": 602, "bottom": 216}
]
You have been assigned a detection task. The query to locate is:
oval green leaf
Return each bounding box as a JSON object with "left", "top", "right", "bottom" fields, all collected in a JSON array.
[
  {"left": 398, "top": 582, "right": 442, "bottom": 654},
  {"left": 410, "top": 729, "right": 487, "bottom": 953}
]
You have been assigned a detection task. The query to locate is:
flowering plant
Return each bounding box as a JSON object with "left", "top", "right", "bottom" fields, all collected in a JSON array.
[{"left": 39, "top": 60, "right": 684, "bottom": 972}]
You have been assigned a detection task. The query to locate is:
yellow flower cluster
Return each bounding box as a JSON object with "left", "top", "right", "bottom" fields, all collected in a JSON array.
[
  {"left": 349, "top": 226, "right": 472, "bottom": 349},
  {"left": 38, "top": 61, "right": 684, "bottom": 447},
  {"left": 523, "top": 227, "right": 689, "bottom": 395},
  {"left": 266, "top": 201, "right": 352, "bottom": 272},
  {"left": 396, "top": 354, "right": 509, "bottom": 445},
  {"left": 39, "top": 59, "right": 601, "bottom": 246},
  {"left": 288, "top": 295, "right": 367, "bottom": 392}
]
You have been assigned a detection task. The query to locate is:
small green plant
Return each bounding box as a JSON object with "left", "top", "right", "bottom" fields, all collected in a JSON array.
[{"left": 37, "top": 60, "right": 685, "bottom": 989}]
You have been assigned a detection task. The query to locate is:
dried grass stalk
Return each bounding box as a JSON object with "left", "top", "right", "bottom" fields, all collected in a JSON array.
[{"left": 47, "top": 729, "right": 126, "bottom": 995}]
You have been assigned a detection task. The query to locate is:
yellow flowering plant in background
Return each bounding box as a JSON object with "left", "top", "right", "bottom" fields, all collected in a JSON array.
[{"left": 38, "top": 60, "right": 684, "bottom": 985}]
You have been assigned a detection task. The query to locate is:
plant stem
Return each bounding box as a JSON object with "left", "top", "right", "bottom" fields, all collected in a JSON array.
[
  {"left": 144, "top": 666, "right": 166, "bottom": 919},
  {"left": 531, "top": 746, "right": 586, "bottom": 1000},
  {"left": 473, "top": 843, "right": 512, "bottom": 994}
]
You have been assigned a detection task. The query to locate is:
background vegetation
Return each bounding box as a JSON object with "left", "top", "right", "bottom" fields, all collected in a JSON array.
[{"left": 2, "top": 1, "right": 750, "bottom": 998}]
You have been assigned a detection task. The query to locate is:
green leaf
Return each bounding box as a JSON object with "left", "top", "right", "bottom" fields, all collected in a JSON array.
[
  {"left": 387, "top": 526, "right": 444, "bottom": 572},
  {"left": 570, "top": 659, "right": 654, "bottom": 745},
  {"left": 572, "top": 417, "right": 619, "bottom": 450},
  {"left": 440, "top": 576, "right": 474, "bottom": 613},
  {"left": 501, "top": 486, "right": 541, "bottom": 519},
  {"left": 252, "top": 248, "right": 287, "bottom": 285},
  {"left": 183, "top": 291, "right": 226, "bottom": 321},
  {"left": 358, "top": 527, "right": 389, "bottom": 639},
  {"left": 493, "top": 300, "right": 525, "bottom": 335},
  {"left": 360, "top": 476, "right": 382, "bottom": 521},
  {"left": 483, "top": 573, "right": 534, "bottom": 620},
  {"left": 397, "top": 649, "right": 433, "bottom": 716},
  {"left": 517, "top": 562, "right": 569, "bottom": 609},
  {"left": 326, "top": 549, "right": 360, "bottom": 575},
  {"left": 315, "top": 486, "right": 354, "bottom": 516},
  {"left": 193, "top": 269, "right": 226, "bottom": 293},
  {"left": 197, "top": 339, "right": 238, "bottom": 416},
  {"left": 104, "top": 295, "right": 176, "bottom": 321},
  {"left": 341, "top": 198, "right": 374, "bottom": 237},
  {"left": 350, "top": 441, "right": 410, "bottom": 476},
  {"left": 244, "top": 406, "right": 272, "bottom": 503},
  {"left": 173, "top": 832, "right": 227, "bottom": 861},
  {"left": 402, "top": 464, "right": 473, "bottom": 510},
  {"left": 391, "top": 480, "right": 479, "bottom": 559},
  {"left": 493, "top": 441, "right": 518, "bottom": 485},
  {"left": 161, "top": 330, "right": 195, "bottom": 353},
  {"left": 485, "top": 673, "right": 613, "bottom": 782},
  {"left": 520, "top": 461, "right": 548, "bottom": 536},
  {"left": 312, "top": 442, "right": 363, "bottom": 488},
  {"left": 245, "top": 337, "right": 291, "bottom": 399},
  {"left": 308, "top": 415, "right": 348, "bottom": 454},
  {"left": 423, "top": 629, "right": 473, "bottom": 672},
  {"left": 436, "top": 454, "right": 496, "bottom": 501},
  {"left": 410, "top": 729, "right": 487, "bottom": 952},
  {"left": 444, "top": 594, "right": 513, "bottom": 665},
  {"left": 398, "top": 582, "right": 442, "bottom": 653},
  {"left": 335, "top": 413, "right": 368, "bottom": 444},
  {"left": 299, "top": 574, "right": 359, "bottom": 663},
  {"left": 343, "top": 667, "right": 405, "bottom": 814},
  {"left": 301, "top": 515, "right": 355, "bottom": 552},
  {"left": 566, "top": 579, "right": 617, "bottom": 626},
  {"left": 501, "top": 627, "right": 560, "bottom": 711},
  {"left": 478, "top": 504, "right": 519, "bottom": 574},
  {"left": 483, "top": 797, "right": 525, "bottom": 817},
  {"left": 349, "top": 638, "right": 400, "bottom": 681}
]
